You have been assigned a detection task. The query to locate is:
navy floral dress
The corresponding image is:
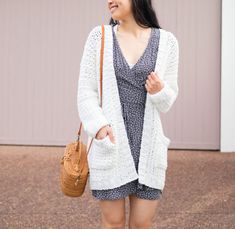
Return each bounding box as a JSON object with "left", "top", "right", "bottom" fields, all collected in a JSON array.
[{"left": 92, "top": 24, "right": 163, "bottom": 200}]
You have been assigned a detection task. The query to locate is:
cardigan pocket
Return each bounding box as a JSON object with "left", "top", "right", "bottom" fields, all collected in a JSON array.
[
  {"left": 88, "top": 135, "right": 116, "bottom": 170},
  {"left": 153, "top": 135, "right": 170, "bottom": 170},
  {"left": 152, "top": 105, "right": 171, "bottom": 170}
]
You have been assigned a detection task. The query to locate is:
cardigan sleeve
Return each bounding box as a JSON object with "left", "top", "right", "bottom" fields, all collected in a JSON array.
[
  {"left": 148, "top": 31, "right": 179, "bottom": 113},
  {"left": 77, "top": 26, "right": 110, "bottom": 138}
]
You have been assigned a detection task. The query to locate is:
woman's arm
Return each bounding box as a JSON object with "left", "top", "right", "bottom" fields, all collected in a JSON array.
[
  {"left": 77, "top": 26, "right": 110, "bottom": 138},
  {"left": 149, "top": 32, "right": 179, "bottom": 113}
]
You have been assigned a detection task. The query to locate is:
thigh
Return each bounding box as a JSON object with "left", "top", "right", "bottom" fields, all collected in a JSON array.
[
  {"left": 128, "top": 194, "right": 160, "bottom": 228},
  {"left": 99, "top": 198, "right": 126, "bottom": 226}
]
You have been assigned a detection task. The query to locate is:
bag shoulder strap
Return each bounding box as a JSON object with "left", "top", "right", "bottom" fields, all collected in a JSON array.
[{"left": 77, "top": 24, "right": 105, "bottom": 153}]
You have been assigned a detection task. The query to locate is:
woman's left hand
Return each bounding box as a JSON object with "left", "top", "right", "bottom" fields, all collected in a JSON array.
[{"left": 145, "top": 71, "right": 164, "bottom": 94}]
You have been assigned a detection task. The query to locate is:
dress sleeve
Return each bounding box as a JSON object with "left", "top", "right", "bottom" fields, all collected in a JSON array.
[
  {"left": 77, "top": 25, "right": 110, "bottom": 138},
  {"left": 148, "top": 31, "right": 179, "bottom": 113}
]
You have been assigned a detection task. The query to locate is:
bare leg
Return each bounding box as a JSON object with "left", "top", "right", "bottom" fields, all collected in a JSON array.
[
  {"left": 99, "top": 197, "right": 126, "bottom": 229},
  {"left": 128, "top": 194, "right": 160, "bottom": 229}
]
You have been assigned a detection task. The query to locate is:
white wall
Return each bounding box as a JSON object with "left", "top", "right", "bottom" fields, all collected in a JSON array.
[{"left": 221, "top": 0, "right": 235, "bottom": 152}]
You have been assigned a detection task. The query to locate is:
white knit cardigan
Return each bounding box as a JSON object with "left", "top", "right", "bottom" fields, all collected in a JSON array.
[{"left": 77, "top": 24, "right": 179, "bottom": 191}]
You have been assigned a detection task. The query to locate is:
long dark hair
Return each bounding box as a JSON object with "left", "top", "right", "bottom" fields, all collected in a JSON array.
[{"left": 109, "top": 0, "right": 161, "bottom": 29}]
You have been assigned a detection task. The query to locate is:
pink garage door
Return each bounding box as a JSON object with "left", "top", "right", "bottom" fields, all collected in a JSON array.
[
  {"left": 0, "top": 0, "right": 221, "bottom": 150},
  {"left": 155, "top": 0, "right": 221, "bottom": 150}
]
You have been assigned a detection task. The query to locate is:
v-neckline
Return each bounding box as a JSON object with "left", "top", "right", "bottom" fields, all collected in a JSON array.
[{"left": 112, "top": 25, "right": 154, "bottom": 71}]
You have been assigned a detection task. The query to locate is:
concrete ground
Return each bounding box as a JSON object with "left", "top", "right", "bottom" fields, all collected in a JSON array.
[{"left": 0, "top": 145, "right": 234, "bottom": 229}]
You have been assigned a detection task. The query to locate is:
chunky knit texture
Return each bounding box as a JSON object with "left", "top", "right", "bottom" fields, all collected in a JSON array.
[{"left": 77, "top": 24, "right": 179, "bottom": 190}]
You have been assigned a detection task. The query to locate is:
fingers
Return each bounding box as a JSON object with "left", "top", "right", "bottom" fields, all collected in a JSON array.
[
  {"left": 95, "top": 124, "right": 109, "bottom": 139},
  {"left": 149, "top": 72, "right": 157, "bottom": 80},
  {"left": 107, "top": 125, "right": 115, "bottom": 144},
  {"left": 145, "top": 74, "right": 155, "bottom": 92},
  {"left": 149, "top": 72, "right": 159, "bottom": 82},
  {"left": 95, "top": 124, "right": 116, "bottom": 144},
  {"left": 145, "top": 71, "right": 164, "bottom": 94}
]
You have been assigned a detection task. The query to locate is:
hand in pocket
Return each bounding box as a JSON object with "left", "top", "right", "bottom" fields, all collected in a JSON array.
[{"left": 95, "top": 124, "right": 115, "bottom": 144}]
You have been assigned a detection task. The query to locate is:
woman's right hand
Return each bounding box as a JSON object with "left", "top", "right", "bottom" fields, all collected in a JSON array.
[{"left": 95, "top": 124, "right": 116, "bottom": 144}]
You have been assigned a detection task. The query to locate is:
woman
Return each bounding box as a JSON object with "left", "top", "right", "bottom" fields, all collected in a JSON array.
[{"left": 77, "top": 0, "right": 179, "bottom": 228}]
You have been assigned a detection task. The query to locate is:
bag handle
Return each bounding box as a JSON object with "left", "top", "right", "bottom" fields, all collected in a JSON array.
[{"left": 76, "top": 24, "right": 105, "bottom": 154}]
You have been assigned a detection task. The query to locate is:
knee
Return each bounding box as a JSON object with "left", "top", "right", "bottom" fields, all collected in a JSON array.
[
  {"left": 101, "top": 213, "right": 125, "bottom": 229},
  {"left": 129, "top": 217, "right": 153, "bottom": 229}
]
